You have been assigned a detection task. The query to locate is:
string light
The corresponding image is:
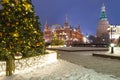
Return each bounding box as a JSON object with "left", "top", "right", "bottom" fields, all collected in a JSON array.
[
  {"left": 23, "top": 2, "right": 31, "bottom": 11},
  {"left": 3, "top": 0, "right": 9, "bottom": 3},
  {"left": 13, "top": 30, "right": 19, "bottom": 37}
]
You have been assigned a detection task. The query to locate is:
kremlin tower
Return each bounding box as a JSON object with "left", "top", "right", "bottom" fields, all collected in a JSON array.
[{"left": 96, "top": 3, "right": 110, "bottom": 44}]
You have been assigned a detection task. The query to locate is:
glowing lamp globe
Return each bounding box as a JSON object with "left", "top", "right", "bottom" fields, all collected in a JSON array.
[
  {"left": 110, "top": 43, "right": 114, "bottom": 47},
  {"left": 14, "top": 52, "right": 22, "bottom": 59}
]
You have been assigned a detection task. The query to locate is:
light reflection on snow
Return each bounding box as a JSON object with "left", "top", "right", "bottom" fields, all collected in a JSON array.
[
  {"left": 15, "top": 50, "right": 58, "bottom": 75},
  {"left": 46, "top": 50, "right": 58, "bottom": 64}
]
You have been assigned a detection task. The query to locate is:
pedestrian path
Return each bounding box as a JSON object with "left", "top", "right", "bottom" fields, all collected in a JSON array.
[
  {"left": 0, "top": 60, "right": 119, "bottom": 80},
  {"left": 93, "top": 47, "right": 120, "bottom": 60},
  {"left": 93, "top": 53, "right": 120, "bottom": 60}
]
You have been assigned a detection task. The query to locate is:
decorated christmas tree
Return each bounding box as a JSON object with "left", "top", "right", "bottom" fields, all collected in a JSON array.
[
  {"left": 0, "top": 0, "right": 45, "bottom": 60},
  {"left": 51, "top": 32, "right": 64, "bottom": 46}
]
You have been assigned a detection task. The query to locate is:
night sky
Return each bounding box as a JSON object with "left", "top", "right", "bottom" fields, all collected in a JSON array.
[{"left": 32, "top": 0, "right": 120, "bottom": 36}]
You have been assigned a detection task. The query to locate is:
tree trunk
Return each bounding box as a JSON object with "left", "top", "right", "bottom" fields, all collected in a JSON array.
[{"left": 6, "top": 55, "right": 15, "bottom": 76}]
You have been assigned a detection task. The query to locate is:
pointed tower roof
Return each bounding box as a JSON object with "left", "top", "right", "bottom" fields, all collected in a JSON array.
[
  {"left": 100, "top": 3, "right": 107, "bottom": 20},
  {"left": 44, "top": 20, "right": 49, "bottom": 29},
  {"left": 65, "top": 14, "right": 68, "bottom": 23},
  {"left": 64, "top": 15, "right": 69, "bottom": 28},
  {"left": 45, "top": 20, "right": 48, "bottom": 25},
  {"left": 77, "top": 24, "right": 81, "bottom": 33}
]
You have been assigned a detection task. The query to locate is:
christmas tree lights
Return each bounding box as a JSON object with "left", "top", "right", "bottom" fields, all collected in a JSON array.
[{"left": 0, "top": 0, "right": 45, "bottom": 60}]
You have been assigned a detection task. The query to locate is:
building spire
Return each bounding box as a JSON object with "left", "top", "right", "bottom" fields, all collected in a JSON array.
[
  {"left": 77, "top": 24, "right": 81, "bottom": 33},
  {"left": 45, "top": 20, "right": 48, "bottom": 25},
  {"left": 100, "top": 3, "right": 107, "bottom": 20},
  {"left": 45, "top": 20, "right": 48, "bottom": 29},
  {"left": 64, "top": 14, "right": 69, "bottom": 28},
  {"left": 102, "top": 3, "right": 105, "bottom": 12},
  {"left": 65, "top": 14, "right": 68, "bottom": 23}
]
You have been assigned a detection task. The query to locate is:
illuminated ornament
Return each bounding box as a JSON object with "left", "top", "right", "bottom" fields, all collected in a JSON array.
[
  {"left": 2, "top": 40, "right": 6, "bottom": 43},
  {"left": 25, "top": 12, "right": 28, "bottom": 14},
  {"left": 6, "top": 12, "right": 9, "bottom": 15},
  {"left": 14, "top": 37, "right": 18, "bottom": 40},
  {"left": 28, "top": 42, "right": 31, "bottom": 46},
  {"left": 22, "top": 0, "right": 26, "bottom": 1},
  {"left": 24, "top": 18, "right": 27, "bottom": 22},
  {"left": 18, "top": 8, "right": 22, "bottom": 11},
  {"left": 29, "top": 9, "right": 33, "bottom": 12},
  {"left": 36, "top": 42, "right": 40, "bottom": 46},
  {"left": 16, "top": 22, "right": 19, "bottom": 25},
  {"left": 26, "top": 46, "right": 30, "bottom": 49},
  {"left": 23, "top": 2, "right": 31, "bottom": 11},
  {"left": 7, "top": 23, "right": 10, "bottom": 27},
  {"left": 3, "top": 0, "right": 9, "bottom": 3},
  {"left": 13, "top": 30, "right": 19, "bottom": 37},
  {"left": 30, "top": 24, "right": 33, "bottom": 27},
  {"left": 0, "top": 32, "right": 2, "bottom": 37},
  {"left": 34, "top": 31, "right": 37, "bottom": 34},
  {"left": 19, "top": 41, "right": 23, "bottom": 44},
  {"left": 15, "top": 0, "right": 19, "bottom": 4},
  {"left": 11, "top": 3, "right": 15, "bottom": 7},
  {"left": 2, "top": 12, "right": 5, "bottom": 16}
]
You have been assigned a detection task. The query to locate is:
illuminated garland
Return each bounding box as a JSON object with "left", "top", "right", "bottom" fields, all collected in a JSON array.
[{"left": 0, "top": 0, "right": 45, "bottom": 60}]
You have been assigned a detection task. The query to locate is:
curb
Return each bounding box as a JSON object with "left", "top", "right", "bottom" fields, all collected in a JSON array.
[
  {"left": 46, "top": 48, "right": 109, "bottom": 52},
  {"left": 92, "top": 53, "right": 120, "bottom": 60}
]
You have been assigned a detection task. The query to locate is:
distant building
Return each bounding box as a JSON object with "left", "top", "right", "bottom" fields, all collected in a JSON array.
[
  {"left": 108, "top": 25, "right": 120, "bottom": 44},
  {"left": 97, "top": 3, "right": 120, "bottom": 45},
  {"left": 96, "top": 3, "right": 110, "bottom": 44},
  {"left": 43, "top": 16, "right": 84, "bottom": 46}
]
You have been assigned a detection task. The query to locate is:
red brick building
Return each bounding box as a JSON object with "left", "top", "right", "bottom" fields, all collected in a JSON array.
[{"left": 43, "top": 18, "right": 84, "bottom": 46}]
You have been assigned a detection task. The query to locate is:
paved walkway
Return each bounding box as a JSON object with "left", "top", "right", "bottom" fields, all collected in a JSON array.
[
  {"left": 58, "top": 50, "right": 120, "bottom": 78},
  {"left": 93, "top": 53, "right": 120, "bottom": 59}
]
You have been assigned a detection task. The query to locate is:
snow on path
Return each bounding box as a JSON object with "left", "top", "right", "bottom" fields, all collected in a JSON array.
[{"left": 0, "top": 59, "right": 119, "bottom": 80}]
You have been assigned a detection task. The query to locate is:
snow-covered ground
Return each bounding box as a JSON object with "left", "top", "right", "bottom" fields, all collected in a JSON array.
[{"left": 0, "top": 59, "right": 119, "bottom": 80}]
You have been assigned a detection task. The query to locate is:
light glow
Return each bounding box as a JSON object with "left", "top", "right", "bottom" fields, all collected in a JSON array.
[
  {"left": 110, "top": 43, "right": 114, "bottom": 47},
  {"left": 46, "top": 51, "right": 58, "bottom": 64}
]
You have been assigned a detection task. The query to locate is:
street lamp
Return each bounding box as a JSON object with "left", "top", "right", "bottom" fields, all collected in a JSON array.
[
  {"left": 14, "top": 52, "right": 23, "bottom": 60},
  {"left": 108, "top": 25, "right": 116, "bottom": 54},
  {"left": 110, "top": 43, "right": 114, "bottom": 53},
  {"left": 110, "top": 25, "right": 114, "bottom": 54}
]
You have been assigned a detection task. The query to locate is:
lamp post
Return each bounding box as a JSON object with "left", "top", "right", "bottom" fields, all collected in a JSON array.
[
  {"left": 14, "top": 52, "right": 23, "bottom": 60},
  {"left": 110, "top": 43, "right": 114, "bottom": 53},
  {"left": 110, "top": 26, "right": 114, "bottom": 54}
]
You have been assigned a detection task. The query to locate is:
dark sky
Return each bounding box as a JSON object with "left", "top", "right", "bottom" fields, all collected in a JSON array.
[{"left": 32, "top": 0, "right": 120, "bottom": 36}]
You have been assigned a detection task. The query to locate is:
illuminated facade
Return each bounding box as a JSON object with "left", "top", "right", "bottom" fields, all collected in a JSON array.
[
  {"left": 108, "top": 25, "right": 120, "bottom": 44},
  {"left": 43, "top": 17, "right": 84, "bottom": 45}
]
